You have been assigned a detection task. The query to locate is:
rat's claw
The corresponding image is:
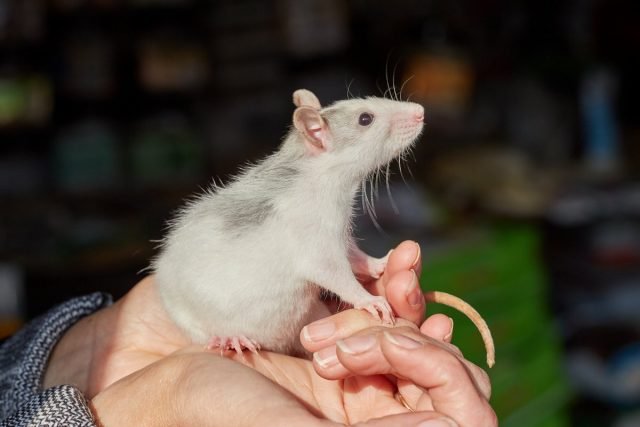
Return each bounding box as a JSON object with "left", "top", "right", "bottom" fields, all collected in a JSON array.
[
  {"left": 207, "top": 335, "right": 262, "bottom": 357},
  {"left": 238, "top": 336, "right": 261, "bottom": 354},
  {"left": 206, "top": 336, "right": 222, "bottom": 350},
  {"left": 355, "top": 296, "right": 395, "bottom": 325},
  {"left": 231, "top": 337, "right": 243, "bottom": 355}
]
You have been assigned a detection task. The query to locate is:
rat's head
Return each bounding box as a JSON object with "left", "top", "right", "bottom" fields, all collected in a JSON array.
[{"left": 290, "top": 89, "right": 424, "bottom": 180}]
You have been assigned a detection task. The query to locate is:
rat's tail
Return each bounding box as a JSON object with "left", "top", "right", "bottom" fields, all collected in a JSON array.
[{"left": 424, "top": 291, "right": 495, "bottom": 368}]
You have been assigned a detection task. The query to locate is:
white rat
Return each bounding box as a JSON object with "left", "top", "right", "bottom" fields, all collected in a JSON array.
[{"left": 153, "top": 89, "right": 424, "bottom": 355}]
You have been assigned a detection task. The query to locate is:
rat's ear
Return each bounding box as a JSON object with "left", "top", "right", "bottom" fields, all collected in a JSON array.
[
  {"left": 293, "top": 106, "right": 331, "bottom": 154},
  {"left": 293, "top": 89, "right": 321, "bottom": 110}
]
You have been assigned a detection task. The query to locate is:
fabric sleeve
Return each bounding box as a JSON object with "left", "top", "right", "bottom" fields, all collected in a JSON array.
[
  {"left": 0, "top": 293, "right": 112, "bottom": 426},
  {"left": 0, "top": 386, "right": 95, "bottom": 427}
]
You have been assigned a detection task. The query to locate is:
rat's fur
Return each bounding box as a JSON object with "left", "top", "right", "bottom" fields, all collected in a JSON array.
[{"left": 153, "top": 90, "right": 424, "bottom": 354}]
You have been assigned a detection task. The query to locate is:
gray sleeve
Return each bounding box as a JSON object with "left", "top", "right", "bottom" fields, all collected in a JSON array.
[
  {"left": 0, "top": 293, "right": 112, "bottom": 426},
  {"left": 0, "top": 386, "right": 95, "bottom": 427}
]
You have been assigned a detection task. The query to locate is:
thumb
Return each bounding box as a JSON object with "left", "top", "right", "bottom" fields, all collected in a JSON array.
[{"left": 354, "top": 411, "right": 457, "bottom": 427}]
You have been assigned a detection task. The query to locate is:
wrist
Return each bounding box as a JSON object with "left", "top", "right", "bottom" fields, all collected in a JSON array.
[
  {"left": 42, "top": 302, "right": 117, "bottom": 395},
  {"left": 90, "top": 353, "right": 184, "bottom": 427}
]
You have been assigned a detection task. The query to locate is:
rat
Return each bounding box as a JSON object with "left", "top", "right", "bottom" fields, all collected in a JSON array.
[{"left": 153, "top": 89, "right": 495, "bottom": 366}]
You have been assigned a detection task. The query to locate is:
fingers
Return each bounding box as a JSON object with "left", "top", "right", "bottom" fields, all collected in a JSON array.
[
  {"left": 367, "top": 241, "right": 421, "bottom": 295},
  {"left": 385, "top": 270, "right": 426, "bottom": 325},
  {"left": 379, "top": 333, "right": 496, "bottom": 427},
  {"left": 368, "top": 241, "right": 425, "bottom": 325},
  {"left": 420, "top": 314, "right": 454, "bottom": 343},
  {"left": 386, "top": 240, "right": 422, "bottom": 277},
  {"left": 312, "top": 329, "right": 496, "bottom": 427},
  {"left": 301, "top": 309, "right": 453, "bottom": 355},
  {"left": 354, "top": 411, "right": 458, "bottom": 427},
  {"left": 301, "top": 309, "right": 417, "bottom": 354}
]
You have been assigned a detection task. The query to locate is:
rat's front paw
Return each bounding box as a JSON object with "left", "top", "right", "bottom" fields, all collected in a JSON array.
[
  {"left": 354, "top": 296, "right": 395, "bottom": 324},
  {"left": 367, "top": 250, "right": 392, "bottom": 279}
]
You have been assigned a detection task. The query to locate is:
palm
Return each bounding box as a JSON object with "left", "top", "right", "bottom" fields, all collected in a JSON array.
[
  {"left": 89, "top": 276, "right": 419, "bottom": 423},
  {"left": 99, "top": 271, "right": 425, "bottom": 426},
  {"left": 85, "top": 276, "right": 188, "bottom": 396},
  {"left": 238, "top": 350, "right": 410, "bottom": 424},
  {"left": 83, "top": 240, "right": 436, "bottom": 425}
]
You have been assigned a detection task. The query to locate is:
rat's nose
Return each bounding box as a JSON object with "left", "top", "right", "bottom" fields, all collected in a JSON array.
[{"left": 414, "top": 106, "right": 425, "bottom": 123}]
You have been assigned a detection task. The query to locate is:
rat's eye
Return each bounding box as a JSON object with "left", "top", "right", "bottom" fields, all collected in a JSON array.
[{"left": 358, "top": 112, "right": 374, "bottom": 126}]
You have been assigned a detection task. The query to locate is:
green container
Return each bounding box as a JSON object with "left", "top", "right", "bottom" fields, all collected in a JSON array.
[{"left": 420, "top": 224, "right": 572, "bottom": 427}]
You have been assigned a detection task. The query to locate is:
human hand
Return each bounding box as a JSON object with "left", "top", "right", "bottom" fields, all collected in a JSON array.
[
  {"left": 358, "top": 240, "right": 426, "bottom": 326},
  {"left": 298, "top": 310, "right": 496, "bottom": 427},
  {"left": 91, "top": 343, "right": 471, "bottom": 427},
  {"left": 42, "top": 240, "right": 424, "bottom": 397},
  {"left": 295, "top": 240, "right": 496, "bottom": 426},
  {"left": 89, "top": 311, "right": 494, "bottom": 426},
  {"left": 42, "top": 275, "right": 189, "bottom": 398},
  {"left": 43, "top": 240, "right": 495, "bottom": 426}
]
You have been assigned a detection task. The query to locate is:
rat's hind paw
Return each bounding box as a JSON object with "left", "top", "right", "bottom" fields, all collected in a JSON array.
[
  {"left": 354, "top": 296, "right": 395, "bottom": 325},
  {"left": 207, "top": 335, "right": 261, "bottom": 356}
]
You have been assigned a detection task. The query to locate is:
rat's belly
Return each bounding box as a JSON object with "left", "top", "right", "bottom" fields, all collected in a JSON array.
[
  {"left": 155, "top": 221, "right": 326, "bottom": 354},
  {"left": 165, "top": 274, "right": 322, "bottom": 354}
]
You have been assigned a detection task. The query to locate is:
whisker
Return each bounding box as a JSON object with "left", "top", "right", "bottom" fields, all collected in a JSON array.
[
  {"left": 346, "top": 78, "right": 355, "bottom": 99},
  {"left": 364, "top": 179, "right": 376, "bottom": 220},
  {"left": 360, "top": 180, "right": 367, "bottom": 217},
  {"left": 382, "top": 79, "right": 395, "bottom": 100},
  {"left": 373, "top": 165, "right": 381, "bottom": 199},
  {"left": 362, "top": 175, "right": 384, "bottom": 233},
  {"left": 397, "top": 156, "right": 407, "bottom": 184},
  {"left": 361, "top": 181, "right": 370, "bottom": 224},
  {"left": 375, "top": 79, "right": 385, "bottom": 97},
  {"left": 391, "top": 59, "right": 400, "bottom": 101},
  {"left": 370, "top": 172, "right": 377, "bottom": 215},
  {"left": 401, "top": 147, "right": 416, "bottom": 179},
  {"left": 409, "top": 147, "right": 418, "bottom": 164},
  {"left": 385, "top": 56, "right": 390, "bottom": 100},
  {"left": 399, "top": 75, "right": 415, "bottom": 100},
  {"left": 407, "top": 161, "right": 415, "bottom": 178},
  {"left": 385, "top": 163, "right": 399, "bottom": 214}
]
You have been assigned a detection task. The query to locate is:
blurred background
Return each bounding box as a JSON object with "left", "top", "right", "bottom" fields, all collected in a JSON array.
[{"left": 0, "top": 0, "right": 638, "bottom": 425}]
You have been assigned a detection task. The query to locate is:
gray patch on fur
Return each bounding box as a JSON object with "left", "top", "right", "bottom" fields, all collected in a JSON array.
[
  {"left": 217, "top": 160, "right": 300, "bottom": 234},
  {"left": 217, "top": 194, "right": 274, "bottom": 231}
]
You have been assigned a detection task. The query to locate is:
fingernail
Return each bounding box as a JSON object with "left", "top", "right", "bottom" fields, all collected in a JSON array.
[
  {"left": 313, "top": 347, "right": 339, "bottom": 369},
  {"left": 337, "top": 335, "right": 376, "bottom": 354},
  {"left": 411, "top": 242, "right": 421, "bottom": 269},
  {"left": 302, "top": 319, "right": 336, "bottom": 342},
  {"left": 443, "top": 317, "right": 454, "bottom": 342},
  {"left": 384, "top": 331, "right": 423, "bottom": 349},
  {"left": 406, "top": 270, "right": 423, "bottom": 308},
  {"left": 416, "top": 417, "right": 458, "bottom": 427}
]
